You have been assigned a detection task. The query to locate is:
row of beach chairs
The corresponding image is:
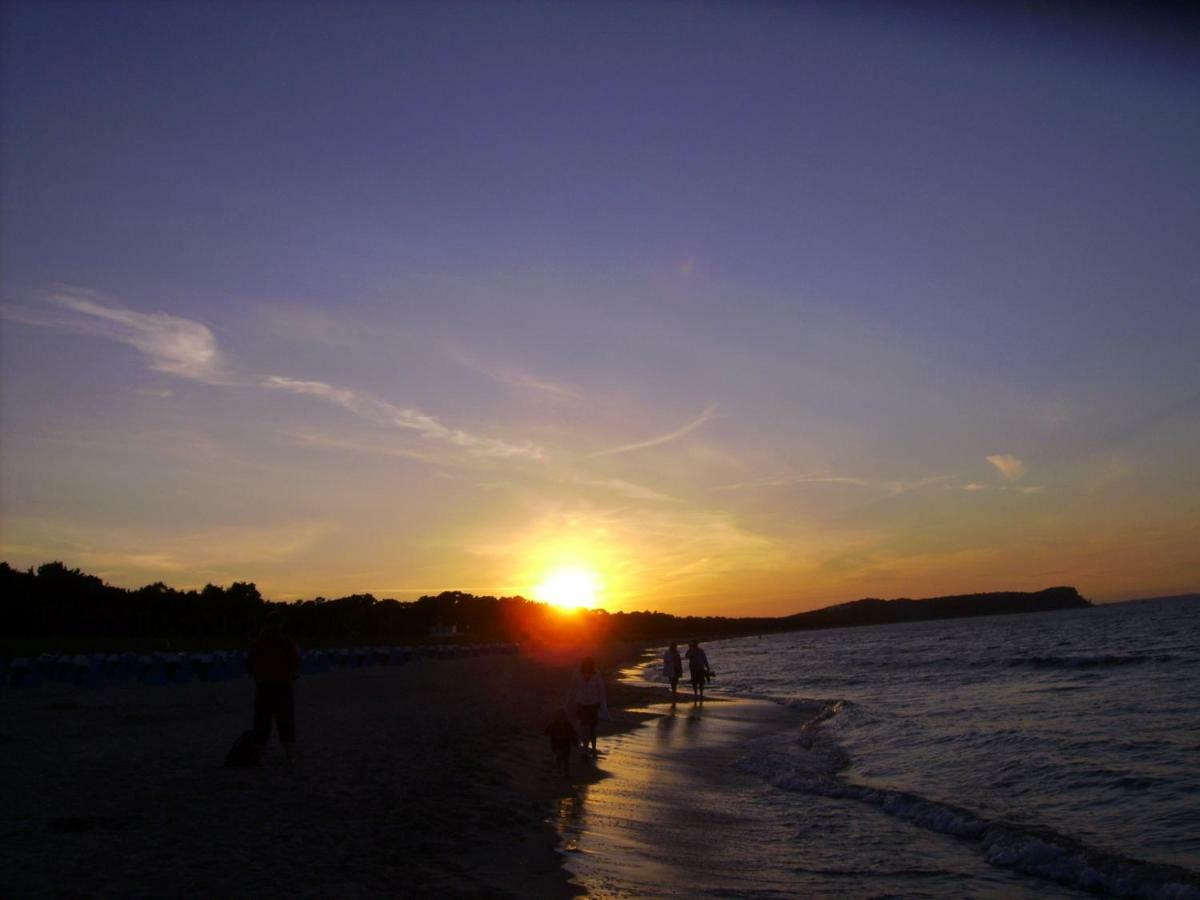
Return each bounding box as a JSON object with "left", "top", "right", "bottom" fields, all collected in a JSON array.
[{"left": 0, "top": 642, "right": 520, "bottom": 689}]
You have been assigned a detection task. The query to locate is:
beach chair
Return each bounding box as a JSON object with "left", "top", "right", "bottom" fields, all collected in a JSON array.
[
  {"left": 75, "top": 655, "right": 104, "bottom": 688},
  {"left": 49, "top": 655, "right": 72, "bottom": 682},
  {"left": 141, "top": 655, "right": 168, "bottom": 686},
  {"left": 8, "top": 658, "right": 42, "bottom": 688},
  {"left": 112, "top": 653, "right": 140, "bottom": 680},
  {"left": 216, "top": 653, "right": 235, "bottom": 681}
]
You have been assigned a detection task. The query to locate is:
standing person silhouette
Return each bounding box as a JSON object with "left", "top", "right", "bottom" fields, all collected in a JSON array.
[
  {"left": 247, "top": 613, "right": 301, "bottom": 763},
  {"left": 567, "top": 656, "right": 608, "bottom": 757},
  {"left": 663, "top": 641, "right": 684, "bottom": 700},
  {"left": 684, "top": 640, "right": 711, "bottom": 700}
]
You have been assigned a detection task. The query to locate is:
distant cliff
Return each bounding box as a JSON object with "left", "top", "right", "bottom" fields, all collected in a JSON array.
[{"left": 779, "top": 586, "right": 1091, "bottom": 631}]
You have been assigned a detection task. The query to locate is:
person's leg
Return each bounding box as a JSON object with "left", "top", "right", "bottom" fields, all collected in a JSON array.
[
  {"left": 579, "top": 704, "right": 599, "bottom": 755},
  {"left": 277, "top": 683, "right": 296, "bottom": 762},
  {"left": 253, "top": 683, "right": 273, "bottom": 745}
]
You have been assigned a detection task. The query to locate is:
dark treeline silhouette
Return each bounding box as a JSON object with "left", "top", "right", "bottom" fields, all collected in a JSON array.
[{"left": 1, "top": 562, "right": 1090, "bottom": 649}]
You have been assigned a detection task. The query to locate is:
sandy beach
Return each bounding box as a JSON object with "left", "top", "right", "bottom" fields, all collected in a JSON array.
[{"left": 0, "top": 649, "right": 662, "bottom": 898}]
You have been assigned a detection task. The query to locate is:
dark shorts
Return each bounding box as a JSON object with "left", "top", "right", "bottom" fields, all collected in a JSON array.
[
  {"left": 253, "top": 681, "right": 295, "bottom": 744},
  {"left": 576, "top": 703, "right": 600, "bottom": 728},
  {"left": 690, "top": 670, "right": 706, "bottom": 686}
]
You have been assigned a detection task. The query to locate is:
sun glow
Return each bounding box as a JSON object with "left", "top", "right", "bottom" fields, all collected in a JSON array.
[{"left": 534, "top": 566, "right": 601, "bottom": 611}]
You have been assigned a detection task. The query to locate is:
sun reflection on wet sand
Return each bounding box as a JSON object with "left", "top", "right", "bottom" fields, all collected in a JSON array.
[{"left": 553, "top": 698, "right": 801, "bottom": 896}]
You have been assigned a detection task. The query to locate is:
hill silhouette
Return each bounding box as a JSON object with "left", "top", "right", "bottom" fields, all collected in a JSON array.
[{"left": 0, "top": 561, "right": 1091, "bottom": 651}]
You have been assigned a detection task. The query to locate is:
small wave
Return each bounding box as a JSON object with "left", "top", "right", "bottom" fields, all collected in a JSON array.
[
  {"left": 1008, "top": 653, "right": 1175, "bottom": 670},
  {"left": 738, "top": 715, "right": 1200, "bottom": 899}
]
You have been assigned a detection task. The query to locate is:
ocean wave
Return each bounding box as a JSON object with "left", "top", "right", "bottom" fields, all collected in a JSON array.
[
  {"left": 738, "top": 706, "right": 1200, "bottom": 900},
  {"left": 1007, "top": 653, "right": 1176, "bottom": 670}
]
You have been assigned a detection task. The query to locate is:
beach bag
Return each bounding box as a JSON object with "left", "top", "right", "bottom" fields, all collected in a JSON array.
[{"left": 224, "top": 730, "right": 262, "bottom": 767}]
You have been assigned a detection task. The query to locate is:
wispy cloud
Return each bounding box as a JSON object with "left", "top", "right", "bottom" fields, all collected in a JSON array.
[
  {"left": 714, "top": 473, "right": 872, "bottom": 492},
  {"left": 451, "top": 349, "right": 579, "bottom": 400},
  {"left": 0, "top": 516, "right": 337, "bottom": 580},
  {"left": 715, "top": 473, "right": 948, "bottom": 496},
  {"left": 286, "top": 432, "right": 453, "bottom": 466},
  {"left": 573, "top": 477, "right": 682, "bottom": 504},
  {"left": 262, "top": 376, "right": 544, "bottom": 460},
  {"left": 590, "top": 406, "right": 716, "bottom": 457},
  {"left": 7, "top": 288, "right": 546, "bottom": 464},
  {"left": 959, "top": 481, "right": 1044, "bottom": 495},
  {"left": 38, "top": 289, "right": 234, "bottom": 383},
  {"left": 987, "top": 453, "right": 1026, "bottom": 481},
  {"left": 882, "top": 475, "right": 953, "bottom": 496}
]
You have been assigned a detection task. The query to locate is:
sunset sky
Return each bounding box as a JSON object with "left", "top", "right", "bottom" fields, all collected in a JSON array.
[{"left": 2, "top": 2, "right": 1197, "bottom": 614}]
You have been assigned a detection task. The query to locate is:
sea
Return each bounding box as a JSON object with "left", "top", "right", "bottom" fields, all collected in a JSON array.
[{"left": 563, "top": 597, "right": 1200, "bottom": 898}]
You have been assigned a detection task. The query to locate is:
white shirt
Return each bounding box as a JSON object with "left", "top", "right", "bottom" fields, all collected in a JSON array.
[
  {"left": 569, "top": 669, "right": 609, "bottom": 717},
  {"left": 663, "top": 648, "right": 683, "bottom": 678}
]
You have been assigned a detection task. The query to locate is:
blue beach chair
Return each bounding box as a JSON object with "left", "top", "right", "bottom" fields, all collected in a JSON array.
[{"left": 8, "top": 658, "right": 42, "bottom": 689}]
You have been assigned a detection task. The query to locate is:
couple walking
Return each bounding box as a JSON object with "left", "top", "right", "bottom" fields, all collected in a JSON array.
[{"left": 664, "top": 640, "right": 712, "bottom": 700}]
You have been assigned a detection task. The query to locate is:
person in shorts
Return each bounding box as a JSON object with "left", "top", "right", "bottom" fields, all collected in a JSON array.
[
  {"left": 663, "top": 641, "right": 684, "bottom": 699},
  {"left": 567, "top": 656, "right": 608, "bottom": 757},
  {"left": 247, "top": 612, "right": 301, "bottom": 762},
  {"left": 684, "top": 640, "right": 710, "bottom": 700}
]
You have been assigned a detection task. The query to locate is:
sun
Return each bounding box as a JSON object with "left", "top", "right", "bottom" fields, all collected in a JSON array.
[{"left": 534, "top": 566, "right": 601, "bottom": 611}]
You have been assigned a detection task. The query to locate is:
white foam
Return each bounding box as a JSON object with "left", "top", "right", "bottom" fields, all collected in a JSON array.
[{"left": 736, "top": 704, "right": 1200, "bottom": 900}]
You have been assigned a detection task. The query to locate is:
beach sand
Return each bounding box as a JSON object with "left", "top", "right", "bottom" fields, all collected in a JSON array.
[{"left": 0, "top": 650, "right": 662, "bottom": 898}]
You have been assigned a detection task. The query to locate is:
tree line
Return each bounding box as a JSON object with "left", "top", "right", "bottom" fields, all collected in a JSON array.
[
  {"left": 1, "top": 561, "right": 1089, "bottom": 651},
  {"left": 0, "top": 561, "right": 781, "bottom": 647}
]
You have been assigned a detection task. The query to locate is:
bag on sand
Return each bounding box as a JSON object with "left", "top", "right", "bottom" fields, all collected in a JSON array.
[{"left": 224, "top": 730, "right": 262, "bottom": 767}]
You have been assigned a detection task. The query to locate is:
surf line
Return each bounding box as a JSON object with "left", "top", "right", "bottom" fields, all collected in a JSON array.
[{"left": 737, "top": 708, "right": 1200, "bottom": 900}]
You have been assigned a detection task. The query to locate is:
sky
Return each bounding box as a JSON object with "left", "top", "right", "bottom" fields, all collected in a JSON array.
[{"left": 2, "top": 1, "right": 1198, "bottom": 614}]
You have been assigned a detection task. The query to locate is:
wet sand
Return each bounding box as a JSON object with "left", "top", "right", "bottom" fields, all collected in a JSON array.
[
  {"left": 0, "top": 651, "right": 657, "bottom": 898},
  {"left": 553, "top": 694, "right": 806, "bottom": 897}
]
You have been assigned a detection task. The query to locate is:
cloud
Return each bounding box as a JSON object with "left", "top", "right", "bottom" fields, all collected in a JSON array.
[
  {"left": 961, "top": 483, "right": 989, "bottom": 492},
  {"left": 262, "top": 376, "right": 544, "bottom": 460},
  {"left": 714, "top": 473, "right": 950, "bottom": 496},
  {"left": 714, "top": 473, "right": 872, "bottom": 492},
  {"left": 286, "top": 432, "right": 452, "bottom": 466},
  {"left": 590, "top": 406, "right": 716, "bottom": 457},
  {"left": 450, "top": 349, "right": 578, "bottom": 400},
  {"left": 573, "top": 477, "right": 682, "bottom": 504},
  {"left": 0, "top": 516, "right": 336, "bottom": 580},
  {"left": 41, "top": 289, "right": 233, "bottom": 384},
  {"left": 986, "top": 453, "right": 1026, "bottom": 481},
  {"left": 8, "top": 288, "right": 547, "bottom": 465}
]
